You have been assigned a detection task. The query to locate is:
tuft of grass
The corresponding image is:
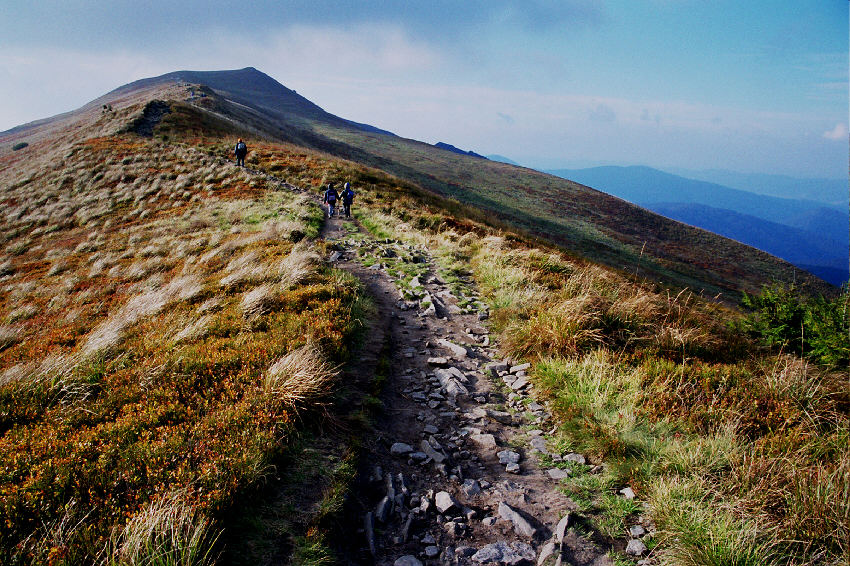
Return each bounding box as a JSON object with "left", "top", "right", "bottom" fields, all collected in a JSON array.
[
  {"left": 277, "top": 241, "right": 320, "bottom": 289},
  {"left": 265, "top": 343, "right": 339, "bottom": 410},
  {"left": 0, "top": 325, "right": 22, "bottom": 352},
  {"left": 649, "top": 477, "right": 779, "bottom": 566},
  {"left": 105, "top": 491, "right": 220, "bottom": 566}
]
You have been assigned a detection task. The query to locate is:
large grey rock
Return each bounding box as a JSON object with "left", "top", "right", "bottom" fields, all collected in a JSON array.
[
  {"left": 427, "top": 357, "right": 449, "bottom": 366},
  {"left": 530, "top": 436, "right": 549, "bottom": 455},
  {"left": 629, "top": 525, "right": 647, "bottom": 538},
  {"left": 563, "top": 453, "right": 586, "bottom": 465},
  {"left": 470, "top": 432, "right": 498, "bottom": 449},
  {"left": 555, "top": 514, "right": 570, "bottom": 543},
  {"left": 394, "top": 556, "right": 423, "bottom": 566},
  {"left": 436, "top": 338, "right": 468, "bottom": 359},
  {"left": 497, "top": 450, "right": 521, "bottom": 465},
  {"left": 472, "top": 541, "right": 536, "bottom": 564},
  {"left": 421, "top": 439, "right": 446, "bottom": 464},
  {"left": 620, "top": 486, "right": 636, "bottom": 500},
  {"left": 497, "top": 502, "right": 537, "bottom": 538},
  {"left": 537, "top": 542, "right": 557, "bottom": 566},
  {"left": 375, "top": 495, "right": 392, "bottom": 523},
  {"left": 547, "top": 468, "right": 570, "bottom": 480},
  {"left": 446, "top": 365, "right": 470, "bottom": 383},
  {"left": 435, "top": 491, "right": 458, "bottom": 514},
  {"left": 510, "top": 362, "right": 531, "bottom": 373},
  {"left": 462, "top": 478, "right": 482, "bottom": 497},
  {"left": 434, "top": 368, "right": 470, "bottom": 398},
  {"left": 625, "top": 539, "right": 647, "bottom": 556},
  {"left": 391, "top": 442, "right": 414, "bottom": 455},
  {"left": 510, "top": 377, "right": 530, "bottom": 391}
]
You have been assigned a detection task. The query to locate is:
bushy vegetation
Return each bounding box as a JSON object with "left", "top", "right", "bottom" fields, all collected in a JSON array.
[
  {"left": 741, "top": 284, "right": 849, "bottom": 368},
  {"left": 0, "top": 131, "right": 364, "bottom": 564}
]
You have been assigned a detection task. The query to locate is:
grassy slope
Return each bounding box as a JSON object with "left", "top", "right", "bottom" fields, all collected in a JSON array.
[
  {"left": 0, "top": 88, "right": 372, "bottom": 564},
  {"left": 75, "top": 68, "right": 832, "bottom": 301}
]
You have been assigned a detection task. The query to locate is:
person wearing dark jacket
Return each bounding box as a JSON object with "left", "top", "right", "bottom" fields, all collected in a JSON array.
[
  {"left": 234, "top": 138, "right": 247, "bottom": 166},
  {"left": 340, "top": 182, "right": 355, "bottom": 217},
  {"left": 323, "top": 183, "right": 340, "bottom": 217}
]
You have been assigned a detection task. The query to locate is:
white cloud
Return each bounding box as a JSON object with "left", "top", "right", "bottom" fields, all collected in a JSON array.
[
  {"left": 0, "top": 23, "right": 442, "bottom": 132},
  {"left": 0, "top": 47, "right": 164, "bottom": 131},
  {"left": 822, "top": 122, "right": 848, "bottom": 140},
  {"left": 0, "top": 23, "right": 843, "bottom": 178}
]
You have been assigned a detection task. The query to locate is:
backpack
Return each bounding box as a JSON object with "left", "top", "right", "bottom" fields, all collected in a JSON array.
[
  {"left": 342, "top": 189, "right": 355, "bottom": 203},
  {"left": 236, "top": 142, "right": 246, "bottom": 152},
  {"left": 326, "top": 189, "right": 337, "bottom": 203}
]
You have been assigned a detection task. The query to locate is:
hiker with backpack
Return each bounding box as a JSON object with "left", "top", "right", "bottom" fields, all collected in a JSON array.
[
  {"left": 234, "top": 138, "right": 248, "bottom": 167},
  {"left": 323, "top": 182, "right": 340, "bottom": 217},
  {"left": 340, "top": 182, "right": 355, "bottom": 218}
]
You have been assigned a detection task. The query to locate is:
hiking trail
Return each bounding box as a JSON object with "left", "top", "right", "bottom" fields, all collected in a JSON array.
[{"left": 315, "top": 207, "right": 623, "bottom": 566}]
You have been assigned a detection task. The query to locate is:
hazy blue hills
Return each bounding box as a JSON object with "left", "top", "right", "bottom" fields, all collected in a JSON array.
[
  {"left": 649, "top": 203, "right": 847, "bottom": 286},
  {"left": 486, "top": 154, "right": 520, "bottom": 166},
  {"left": 549, "top": 166, "right": 848, "bottom": 286},
  {"left": 665, "top": 167, "right": 848, "bottom": 207}
]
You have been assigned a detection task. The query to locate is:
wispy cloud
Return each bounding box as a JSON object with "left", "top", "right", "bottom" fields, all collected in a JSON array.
[{"left": 822, "top": 123, "right": 848, "bottom": 141}]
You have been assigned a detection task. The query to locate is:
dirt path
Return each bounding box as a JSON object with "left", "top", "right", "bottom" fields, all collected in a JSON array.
[{"left": 319, "top": 211, "right": 615, "bottom": 566}]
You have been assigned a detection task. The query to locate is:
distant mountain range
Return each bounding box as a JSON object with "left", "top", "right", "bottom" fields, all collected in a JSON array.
[
  {"left": 548, "top": 166, "right": 848, "bottom": 286},
  {"left": 664, "top": 168, "right": 848, "bottom": 207}
]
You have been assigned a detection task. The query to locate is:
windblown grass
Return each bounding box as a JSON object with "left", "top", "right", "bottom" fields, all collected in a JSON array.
[
  {"left": 0, "top": 132, "right": 364, "bottom": 564},
  {"left": 105, "top": 491, "right": 219, "bottom": 566}
]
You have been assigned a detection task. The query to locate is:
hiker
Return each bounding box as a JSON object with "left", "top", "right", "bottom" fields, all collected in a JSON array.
[
  {"left": 234, "top": 138, "right": 248, "bottom": 167},
  {"left": 341, "top": 182, "right": 355, "bottom": 217},
  {"left": 323, "top": 182, "right": 340, "bottom": 217}
]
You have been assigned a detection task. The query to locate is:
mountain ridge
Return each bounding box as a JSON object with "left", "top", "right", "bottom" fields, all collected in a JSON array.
[{"left": 1, "top": 67, "right": 834, "bottom": 299}]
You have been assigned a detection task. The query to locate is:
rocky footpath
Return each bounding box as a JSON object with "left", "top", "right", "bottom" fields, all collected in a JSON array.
[{"left": 317, "top": 212, "right": 655, "bottom": 566}]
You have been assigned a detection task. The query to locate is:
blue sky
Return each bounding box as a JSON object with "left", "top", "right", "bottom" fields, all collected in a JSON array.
[{"left": 1, "top": 1, "right": 846, "bottom": 178}]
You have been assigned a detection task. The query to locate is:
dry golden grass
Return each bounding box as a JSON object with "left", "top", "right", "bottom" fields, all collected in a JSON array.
[
  {"left": 106, "top": 491, "right": 219, "bottom": 566},
  {"left": 265, "top": 343, "right": 339, "bottom": 410},
  {"left": 82, "top": 274, "right": 204, "bottom": 358},
  {"left": 276, "top": 241, "right": 320, "bottom": 289}
]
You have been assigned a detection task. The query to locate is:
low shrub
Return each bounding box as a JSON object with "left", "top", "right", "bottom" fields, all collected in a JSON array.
[{"left": 741, "top": 284, "right": 849, "bottom": 368}]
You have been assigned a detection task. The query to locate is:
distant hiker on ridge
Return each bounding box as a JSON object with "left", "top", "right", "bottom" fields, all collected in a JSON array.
[
  {"left": 341, "top": 182, "right": 355, "bottom": 218},
  {"left": 323, "top": 182, "right": 340, "bottom": 217},
  {"left": 234, "top": 138, "right": 248, "bottom": 167}
]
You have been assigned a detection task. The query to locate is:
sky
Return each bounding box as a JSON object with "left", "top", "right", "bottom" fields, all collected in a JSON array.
[{"left": 0, "top": 1, "right": 847, "bottom": 179}]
